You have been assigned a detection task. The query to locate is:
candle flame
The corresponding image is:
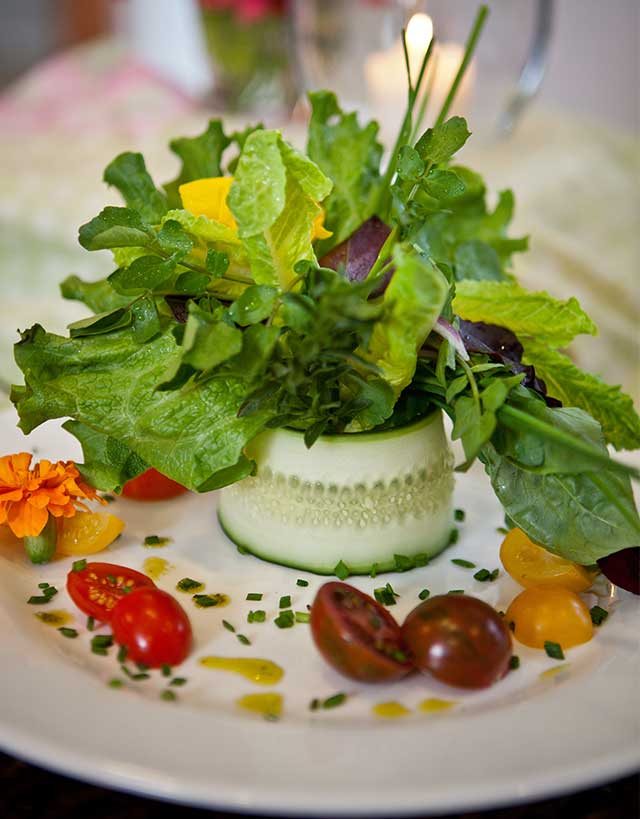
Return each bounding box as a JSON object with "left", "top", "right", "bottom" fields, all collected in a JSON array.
[{"left": 406, "top": 12, "right": 434, "bottom": 54}]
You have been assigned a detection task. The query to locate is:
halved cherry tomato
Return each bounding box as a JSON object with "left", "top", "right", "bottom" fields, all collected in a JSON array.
[
  {"left": 500, "top": 528, "right": 595, "bottom": 592},
  {"left": 66, "top": 561, "right": 155, "bottom": 621},
  {"left": 401, "top": 595, "right": 512, "bottom": 689},
  {"left": 505, "top": 587, "right": 593, "bottom": 650},
  {"left": 111, "top": 587, "right": 192, "bottom": 668},
  {"left": 310, "top": 582, "right": 413, "bottom": 683},
  {"left": 121, "top": 469, "right": 188, "bottom": 501},
  {"left": 56, "top": 512, "right": 125, "bottom": 556}
]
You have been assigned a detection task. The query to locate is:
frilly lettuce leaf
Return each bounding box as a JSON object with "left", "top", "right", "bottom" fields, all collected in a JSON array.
[
  {"left": 13, "top": 324, "right": 270, "bottom": 491},
  {"left": 359, "top": 244, "right": 448, "bottom": 396},
  {"left": 164, "top": 120, "right": 231, "bottom": 208}
]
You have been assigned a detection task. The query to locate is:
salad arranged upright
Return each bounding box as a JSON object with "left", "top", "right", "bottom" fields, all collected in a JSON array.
[{"left": 10, "top": 6, "right": 639, "bottom": 577}]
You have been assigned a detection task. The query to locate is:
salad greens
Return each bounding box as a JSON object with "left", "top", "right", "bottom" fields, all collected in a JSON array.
[{"left": 11, "top": 5, "right": 640, "bottom": 567}]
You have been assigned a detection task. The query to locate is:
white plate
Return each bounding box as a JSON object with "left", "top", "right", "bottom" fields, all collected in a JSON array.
[{"left": 0, "top": 409, "right": 638, "bottom": 816}]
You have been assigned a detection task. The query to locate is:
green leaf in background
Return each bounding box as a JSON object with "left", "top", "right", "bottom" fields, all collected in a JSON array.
[
  {"left": 423, "top": 169, "right": 466, "bottom": 200},
  {"left": 225, "top": 324, "right": 281, "bottom": 382},
  {"left": 522, "top": 341, "right": 640, "bottom": 451},
  {"left": 396, "top": 146, "right": 425, "bottom": 183},
  {"left": 109, "top": 255, "right": 177, "bottom": 295},
  {"left": 78, "top": 207, "right": 154, "bottom": 251},
  {"left": 415, "top": 116, "right": 471, "bottom": 165},
  {"left": 103, "top": 152, "right": 168, "bottom": 223},
  {"left": 68, "top": 308, "right": 132, "bottom": 338},
  {"left": 306, "top": 91, "right": 383, "bottom": 254},
  {"left": 161, "top": 209, "right": 242, "bottom": 252},
  {"left": 453, "top": 281, "right": 597, "bottom": 346},
  {"left": 451, "top": 394, "right": 496, "bottom": 465},
  {"left": 480, "top": 443, "right": 640, "bottom": 564},
  {"left": 13, "top": 325, "right": 269, "bottom": 491},
  {"left": 205, "top": 249, "right": 230, "bottom": 277},
  {"left": 228, "top": 285, "right": 278, "bottom": 326},
  {"left": 454, "top": 240, "right": 503, "bottom": 282},
  {"left": 131, "top": 296, "right": 161, "bottom": 343},
  {"left": 60, "top": 275, "right": 131, "bottom": 313},
  {"left": 179, "top": 301, "right": 242, "bottom": 371},
  {"left": 164, "top": 120, "right": 231, "bottom": 207},
  {"left": 156, "top": 219, "right": 194, "bottom": 257},
  {"left": 359, "top": 245, "right": 448, "bottom": 396},
  {"left": 228, "top": 130, "right": 332, "bottom": 288},
  {"left": 64, "top": 420, "right": 148, "bottom": 493}
]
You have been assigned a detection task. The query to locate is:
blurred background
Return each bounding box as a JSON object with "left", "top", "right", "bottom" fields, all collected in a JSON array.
[{"left": 0, "top": 0, "right": 637, "bottom": 398}]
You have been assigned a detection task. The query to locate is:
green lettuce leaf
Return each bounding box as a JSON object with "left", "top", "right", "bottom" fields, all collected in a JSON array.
[
  {"left": 228, "top": 130, "right": 332, "bottom": 288},
  {"left": 523, "top": 341, "right": 640, "bottom": 451},
  {"left": 13, "top": 324, "right": 271, "bottom": 491},
  {"left": 164, "top": 120, "right": 230, "bottom": 207},
  {"left": 60, "top": 275, "right": 131, "bottom": 313},
  {"left": 306, "top": 91, "right": 383, "bottom": 254},
  {"left": 359, "top": 245, "right": 448, "bottom": 396},
  {"left": 64, "top": 421, "right": 148, "bottom": 492},
  {"left": 103, "top": 153, "right": 168, "bottom": 224},
  {"left": 453, "top": 281, "right": 597, "bottom": 347}
]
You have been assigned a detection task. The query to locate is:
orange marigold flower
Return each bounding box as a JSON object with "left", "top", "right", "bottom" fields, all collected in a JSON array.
[{"left": 0, "top": 453, "right": 105, "bottom": 539}]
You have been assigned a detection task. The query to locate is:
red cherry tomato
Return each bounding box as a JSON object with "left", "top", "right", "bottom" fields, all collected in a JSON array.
[
  {"left": 111, "top": 588, "right": 192, "bottom": 668},
  {"left": 121, "top": 469, "right": 188, "bottom": 501},
  {"left": 67, "top": 561, "right": 156, "bottom": 621},
  {"left": 401, "top": 594, "right": 512, "bottom": 689},
  {"left": 310, "top": 582, "right": 413, "bottom": 683}
]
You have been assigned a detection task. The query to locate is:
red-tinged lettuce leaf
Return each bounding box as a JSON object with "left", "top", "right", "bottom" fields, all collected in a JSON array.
[{"left": 320, "top": 216, "right": 392, "bottom": 296}]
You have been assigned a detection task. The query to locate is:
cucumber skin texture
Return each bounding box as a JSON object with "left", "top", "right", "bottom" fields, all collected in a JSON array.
[{"left": 218, "top": 510, "right": 452, "bottom": 576}]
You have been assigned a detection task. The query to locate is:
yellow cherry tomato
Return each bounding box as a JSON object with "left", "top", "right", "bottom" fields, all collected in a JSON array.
[
  {"left": 56, "top": 512, "right": 125, "bottom": 556},
  {"left": 505, "top": 587, "right": 593, "bottom": 650},
  {"left": 500, "top": 528, "right": 595, "bottom": 592}
]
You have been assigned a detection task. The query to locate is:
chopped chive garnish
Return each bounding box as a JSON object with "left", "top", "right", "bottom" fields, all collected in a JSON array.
[
  {"left": 101, "top": 494, "right": 116, "bottom": 503},
  {"left": 192, "top": 593, "right": 227, "bottom": 608},
  {"left": 117, "top": 644, "right": 128, "bottom": 663},
  {"left": 544, "top": 641, "right": 564, "bottom": 660},
  {"left": 144, "top": 535, "right": 160, "bottom": 545},
  {"left": 413, "top": 553, "right": 430, "bottom": 568},
  {"left": 135, "top": 661, "right": 149, "bottom": 671},
  {"left": 161, "top": 690, "right": 177, "bottom": 702},
  {"left": 27, "top": 595, "right": 52, "bottom": 605},
  {"left": 247, "top": 610, "right": 266, "bottom": 623},
  {"left": 454, "top": 508, "right": 466, "bottom": 522},
  {"left": 451, "top": 558, "right": 476, "bottom": 569},
  {"left": 222, "top": 619, "right": 236, "bottom": 633},
  {"left": 161, "top": 664, "right": 172, "bottom": 677},
  {"left": 120, "top": 665, "right": 150, "bottom": 681},
  {"left": 394, "top": 554, "right": 414, "bottom": 572},
  {"left": 496, "top": 527, "right": 509, "bottom": 535},
  {"left": 279, "top": 595, "right": 291, "bottom": 609},
  {"left": 58, "top": 627, "right": 78, "bottom": 639},
  {"left": 296, "top": 579, "right": 309, "bottom": 587},
  {"left": 108, "top": 678, "right": 124, "bottom": 688},
  {"left": 295, "top": 611, "right": 311, "bottom": 624},
  {"left": 369, "top": 563, "right": 379, "bottom": 578},
  {"left": 473, "top": 567, "right": 500, "bottom": 582},
  {"left": 509, "top": 655, "right": 520, "bottom": 670},
  {"left": 448, "top": 528, "right": 459, "bottom": 546},
  {"left": 176, "top": 577, "right": 204, "bottom": 593},
  {"left": 246, "top": 592, "right": 263, "bottom": 601},
  {"left": 274, "top": 610, "right": 295, "bottom": 629},
  {"left": 169, "top": 677, "right": 187, "bottom": 687},
  {"left": 334, "top": 560, "right": 350, "bottom": 580},
  {"left": 447, "top": 589, "right": 465, "bottom": 595},
  {"left": 490, "top": 568, "right": 500, "bottom": 581},
  {"left": 309, "top": 698, "right": 320, "bottom": 711},
  {"left": 590, "top": 605, "right": 609, "bottom": 626},
  {"left": 72, "top": 559, "right": 87, "bottom": 573},
  {"left": 374, "top": 583, "right": 399, "bottom": 606},
  {"left": 418, "top": 588, "right": 430, "bottom": 601},
  {"left": 322, "top": 693, "right": 347, "bottom": 709},
  {"left": 91, "top": 634, "right": 113, "bottom": 655},
  {"left": 38, "top": 582, "right": 49, "bottom": 589},
  {"left": 87, "top": 616, "right": 95, "bottom": 632},
  {"left": 237, "top": 633, "right": 251, "bottom": 646}
]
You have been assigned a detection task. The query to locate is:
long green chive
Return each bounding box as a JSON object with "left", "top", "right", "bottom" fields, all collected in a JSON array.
[
  {"left": 418, "top": 588, "right": 431, "bottom": 601},
  {"left": 247, "top": 610, "right": 266, "bottom": 624},
  {"left": 237, "top": 634, "right": 251, "bottom": 646},
  {"left": 279, "top": 595, "right": 291, "bottom": 609},
  {"left": 246, "top": 592, "right": 263, "bottom": 601},
  {"left": 58, "top": 627, "right": 78, "bottom": 639},
  {"left": 544, "top": 641, "right": 565, "bottom": 660},
  {"left": 448, "top": 589, "right": 465, "bottom": 595},
  {"left": 295, "top": 611, "right": 311, "bottom": 624},
  {"left": 72, "top": 559, "right": 87, "bottom": 573},
  {"left": 296, "top": 579, "right": 309, "bottom": 587},
  {"left": 451, "top": 558, "right": 476, "bottom": 569},
  {"left": 274, "top": 610, "right": 295, "bottom": 629},
  {"left": 590, "top": 605, "right": 609, "bottom": 626},
  {"left": 334, "top": 560, "right": 350, "bottom": 581}
]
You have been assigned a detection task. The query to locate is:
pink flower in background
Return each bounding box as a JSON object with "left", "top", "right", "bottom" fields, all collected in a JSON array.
[{"left": 200, "top": 0, "right": 286, "bottom": 20}]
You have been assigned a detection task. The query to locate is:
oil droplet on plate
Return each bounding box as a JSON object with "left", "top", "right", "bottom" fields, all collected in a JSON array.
[
  {"left": 236, "top": 692, "right": 283, "bottom": 720},
  {"left": 540, "top": 664, "right": 571, "bottom": 680},
  {"left": 199, "top": 656, "right": 284, "bottom": 685},
  {"left": 142, "top": 557, "right": 172, "bottom": 580},
  {"left": 35, "top": 610, "right": 74, "bottom": 627},
  {"left": 372, "top": 701, "right": 411, "bottom": 719},
  {"left": 418, "top": 698, "right": 456, "bottom": 713}
]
